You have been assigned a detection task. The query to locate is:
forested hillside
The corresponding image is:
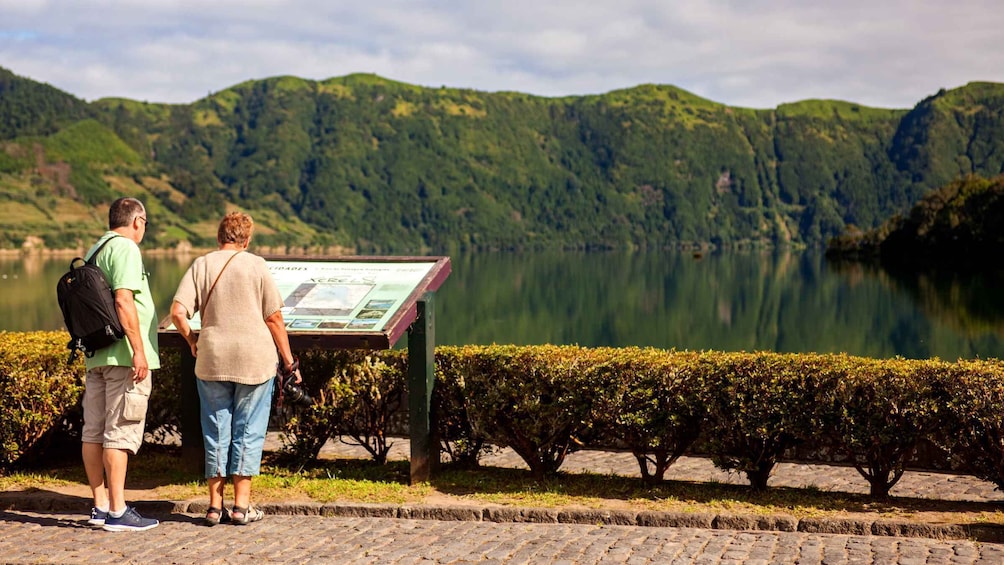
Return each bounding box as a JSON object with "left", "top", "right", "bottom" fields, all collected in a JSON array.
[
  {"left": 1, "top": 66, "right": 1003, "bottom": 252},
  {"left": 826, "top": 174, "right": 1004, "bottom": 269}
]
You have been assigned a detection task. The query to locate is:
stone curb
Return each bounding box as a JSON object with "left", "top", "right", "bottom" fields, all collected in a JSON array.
[{"left": 5, "top": 496, "right": 1004, "bottom": 543}]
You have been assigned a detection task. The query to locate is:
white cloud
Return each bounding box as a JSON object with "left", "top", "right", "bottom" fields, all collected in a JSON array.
[{"left": 0, "top": 0, "right": 1001, "bottom": 108}]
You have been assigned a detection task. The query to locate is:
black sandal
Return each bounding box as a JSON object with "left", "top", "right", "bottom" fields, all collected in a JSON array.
[{"left": 204, "top": 506, "right": 224, "bottom": 527}]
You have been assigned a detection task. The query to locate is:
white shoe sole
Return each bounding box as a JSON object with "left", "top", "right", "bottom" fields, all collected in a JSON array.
[{"left": 102, "top": 522, "right": 159, "bottom": 532}]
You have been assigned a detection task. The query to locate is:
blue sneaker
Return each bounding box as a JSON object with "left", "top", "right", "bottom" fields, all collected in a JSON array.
[
  {"left": 88, "top": 507, "right": 108, "bottom": 526},
  {"left": 102, "top": 507, "right": 159, "bottom": 532}
]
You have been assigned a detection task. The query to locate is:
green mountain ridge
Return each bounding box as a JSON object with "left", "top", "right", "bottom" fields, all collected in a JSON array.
[{"left": 1, "top": 66, "right": 1003, "bottom": 253}]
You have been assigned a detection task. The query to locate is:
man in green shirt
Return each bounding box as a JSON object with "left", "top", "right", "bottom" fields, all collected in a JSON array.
[{"left": 80, "top": 197, "right": 161, "bottom": 532}]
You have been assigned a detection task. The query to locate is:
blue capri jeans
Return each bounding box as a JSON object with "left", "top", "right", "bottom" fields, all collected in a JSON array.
[{"left": 196, "top": 377, "right": 274, "bottom": 478}]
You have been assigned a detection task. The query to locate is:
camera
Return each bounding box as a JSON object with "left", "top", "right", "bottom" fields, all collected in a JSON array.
[{"left": 277, "top": 357, "right": 313, "bottom": 407}]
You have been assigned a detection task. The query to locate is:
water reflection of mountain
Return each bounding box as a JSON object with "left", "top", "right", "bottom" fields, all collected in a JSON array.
[
  {"left": 828, "top": 259, "right": 1004, "bottom": 354},
  {"left": 438, "top": 251, "right": 1004, "bottom": 360},
  {"left": 4, "top": 252, "right": 1004, "bottom": 361}
]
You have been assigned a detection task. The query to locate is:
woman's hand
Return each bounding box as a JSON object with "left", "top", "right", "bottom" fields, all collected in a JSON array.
[
  {"left": 280, "top": 357, "right": 301, "bottom": 383},
  {"left": 171, "top": 300, "right": 198, "bottom": 357}
]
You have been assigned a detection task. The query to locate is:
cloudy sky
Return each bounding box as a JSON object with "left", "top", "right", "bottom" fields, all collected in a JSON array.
[{"left": 1, "top": 0, "right": 1001, "bottom": 109}]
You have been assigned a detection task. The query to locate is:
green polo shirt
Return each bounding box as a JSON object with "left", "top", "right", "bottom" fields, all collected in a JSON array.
[{"left": 83, "top": 232, "right": 161, "bottom": 371}]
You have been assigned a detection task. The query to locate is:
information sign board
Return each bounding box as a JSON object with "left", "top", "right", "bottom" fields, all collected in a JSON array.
[{"left": 159, "top": 255, "right": 451, "bottom": 350}]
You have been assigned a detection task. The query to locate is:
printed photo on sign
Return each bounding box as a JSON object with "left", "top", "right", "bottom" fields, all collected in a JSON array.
[
  {"left": 284, "top": 282, "right": 374, "bottom": 316},
  {"left": 356, "top": 309, "right": 387, "bottom": 320}
]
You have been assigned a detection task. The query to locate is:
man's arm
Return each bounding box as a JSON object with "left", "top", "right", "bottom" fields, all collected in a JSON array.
[{"left": 115, "top": 287, "right": 149, "bottom": 382}]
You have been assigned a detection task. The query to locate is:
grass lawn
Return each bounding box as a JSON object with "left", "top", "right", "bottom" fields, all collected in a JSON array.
[{"left": 2, "top": 444, "right": 1003, "bottom": 528}]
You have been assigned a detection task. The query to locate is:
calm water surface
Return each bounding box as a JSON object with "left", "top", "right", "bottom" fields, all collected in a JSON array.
[{"left": 3, "top": 250, "right": 1003, "bottom": 360}]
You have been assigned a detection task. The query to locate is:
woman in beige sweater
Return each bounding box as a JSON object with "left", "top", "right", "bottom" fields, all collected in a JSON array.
[{"left": 170, "top": 212, "right": 300, "bottom": 526}]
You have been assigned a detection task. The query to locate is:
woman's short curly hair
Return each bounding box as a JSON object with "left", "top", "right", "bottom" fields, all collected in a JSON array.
[{"left": 217, "top": 211, "right": 254, "bottom": 246}]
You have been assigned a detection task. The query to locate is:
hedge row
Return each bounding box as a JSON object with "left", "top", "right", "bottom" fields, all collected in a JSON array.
[{"left": 4, "top": 332, "right": 1004, "bottom": 500}]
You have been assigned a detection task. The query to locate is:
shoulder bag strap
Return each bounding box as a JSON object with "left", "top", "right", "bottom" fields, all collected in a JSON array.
[{"left": 202, "top": 251, "right": 243, "bottom": 312}]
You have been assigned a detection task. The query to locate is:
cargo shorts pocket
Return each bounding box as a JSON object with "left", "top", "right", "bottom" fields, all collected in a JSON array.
[{"left": 122, "top": 389, "right": 150, "bottom": 421}]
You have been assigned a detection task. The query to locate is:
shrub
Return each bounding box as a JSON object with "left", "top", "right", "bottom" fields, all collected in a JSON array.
[
  {"left": 463, "top": 344, "right": 615, "bottom": 480},
  {"left": 433, "top": 346, "right": 493, "bottom": 467},
  {"left": 809, "top": 355, "right": 946, "bottom": 498},
  {"left": 7, "top": 331, "right": 1004, "bottom": 502},
  {"left": 341, "top": 349, "right": 407, "bottom": 464},
  {"left": 593, "top": 347, "right": 708, "bottom": 484},
  {"left": 277, "top": 349, "right": 358, "bottom": 464},
  {"left": 704, "top": 352, "right": 812, "bottom": 491},
  {"left": 938, "top": 359, "right": 1004, "bottom": 490},
  {"left": 0, "top": 331, "right": 84, "bottom": 471},
  {"left": 278, "top": 349, "right": 405, "bottom": 465}
]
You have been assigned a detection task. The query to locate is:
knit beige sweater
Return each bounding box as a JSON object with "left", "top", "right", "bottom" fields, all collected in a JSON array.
[{"left": 173, "top": 250, "right": 284, "bottom": 385}]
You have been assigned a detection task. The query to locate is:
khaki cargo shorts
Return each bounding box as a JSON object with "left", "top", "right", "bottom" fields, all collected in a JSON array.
[{"left": 81, "top": 365, "right": 153, "bottom": 454}]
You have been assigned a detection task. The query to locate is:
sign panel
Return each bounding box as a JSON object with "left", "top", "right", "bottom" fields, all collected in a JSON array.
[
  {"left": 281, "top": 260, "right": 436, "bottom": 332},
  {"left": 160, "top": 255, "right": 451, "bottom": 350}
]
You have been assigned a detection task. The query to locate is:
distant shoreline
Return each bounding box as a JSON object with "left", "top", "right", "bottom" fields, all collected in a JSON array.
[
  {"left": 0, "top": 246, "right": 212, "bottom": 258},
  {"left": 0, "top": 244, "right": 355, "bottom": 259}
]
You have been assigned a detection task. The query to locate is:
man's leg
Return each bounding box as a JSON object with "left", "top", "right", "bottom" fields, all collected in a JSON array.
[
  {"left": 82, "top": 442, "right": 108, "bottom": 509},
  {"left": 81, "top": 367, "right": 109, "bottom": 513},
  {"left": 98, "top": 367, "right": 158, "bottom": 531},
  {"left": 103, "top": 448, "right": 130, "bottom": 513},
  {"left": 102, "top": 442, "right": 158, "bottom": 531}
]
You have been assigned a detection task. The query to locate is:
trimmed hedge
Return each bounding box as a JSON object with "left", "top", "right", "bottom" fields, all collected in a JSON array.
[{"left": 4, "top": 332, "right": 1004, "bottom": 501}]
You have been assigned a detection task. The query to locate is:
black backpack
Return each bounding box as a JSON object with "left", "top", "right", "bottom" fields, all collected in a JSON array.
[{"left": 56, "top": 236, "right": 125, "bottom": 363}]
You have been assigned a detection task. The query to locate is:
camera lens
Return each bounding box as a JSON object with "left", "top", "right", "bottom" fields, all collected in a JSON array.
[{"left": 283, "top": 380, "right": 314, "bottom": 406}]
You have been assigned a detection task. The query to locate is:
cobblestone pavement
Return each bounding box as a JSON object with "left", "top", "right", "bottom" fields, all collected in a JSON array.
[
  {"left": 3, "top": 509, "right": 1004, "bottom": 565},
  {"left": 4, "top": 435, "right": 1004, "bottom": 564}
]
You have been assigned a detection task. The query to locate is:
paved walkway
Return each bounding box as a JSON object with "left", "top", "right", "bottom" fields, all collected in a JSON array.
[
  {"left": 4, "top": 435, "right": 1004, "bottom": 564},
  {"left": 3, "top": 509, "right": 1004, "bottom": 564}
]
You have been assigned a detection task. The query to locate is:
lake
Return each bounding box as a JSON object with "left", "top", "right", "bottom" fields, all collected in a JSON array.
[{"left": 3, "top": 250, "right": 1003, "bottom": 360}]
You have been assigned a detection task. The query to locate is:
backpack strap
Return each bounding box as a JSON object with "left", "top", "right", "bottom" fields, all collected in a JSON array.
[{"left": 84, "top": 234, "right": 123, "bottom": 264}]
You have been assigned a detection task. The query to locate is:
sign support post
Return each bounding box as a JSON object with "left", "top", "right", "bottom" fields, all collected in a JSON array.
[
  {"left": 408, "top": 292, "right": 437, "bottom": 484},
  {"left": 179, "top": 346, "right": 204, "bottom": 473}
]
